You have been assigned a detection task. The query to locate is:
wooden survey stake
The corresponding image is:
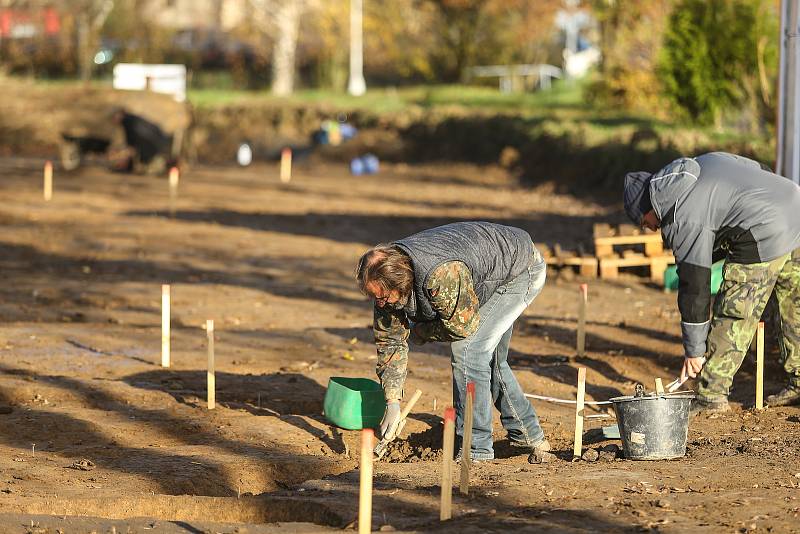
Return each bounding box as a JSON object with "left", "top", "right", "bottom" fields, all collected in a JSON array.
[
  {"left": 756, "top": 321, "right": 764, "bottom": 410},
  {"left": 161, "top": 284, "right": 170, "bottom": 368},
  {"left": 440, "top": 407, "right": 455, "bottom": 521},
  {"left": 207, "top": 319, "right": 215, "bottom": 410},
  {"left": 573, "top": 367, "right": 587, "bottom": 459},
  {"left": 280, "top": 148, "right": 292, "bottom": 183},
  {"left": 168, "top": 166, "right": 179, "bottom": 217},
  {"left": 359, "top": 428, "right": 373, "bottom": 534},
  {"left": 577, "top": 284, "right": 588, "bottom": 357},
  {"left": 459, "top": 382, "right": 475, "bottom": 496},
  {"left": 655, "top": 377, "right": 664, "bottom": 394},
  {"left": 43, "top": 160, "right": 53, "bottom": 201}
]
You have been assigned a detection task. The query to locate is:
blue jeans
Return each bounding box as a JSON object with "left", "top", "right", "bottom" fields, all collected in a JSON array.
[{"left": 451, "top": 254, "right": 547, "bottom": 460}]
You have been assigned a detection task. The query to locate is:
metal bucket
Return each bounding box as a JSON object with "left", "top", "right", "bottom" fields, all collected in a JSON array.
[{"left": 610, "top": 386, "right": 694, "bottom": 460}]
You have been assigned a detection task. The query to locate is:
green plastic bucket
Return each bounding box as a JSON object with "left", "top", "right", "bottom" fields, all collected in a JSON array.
[
  {"left": 323, "top": 377, "right": 386, "bottom": 430},
  {"left": 664, "top": 260, "right": 724, "bottom": 294}
]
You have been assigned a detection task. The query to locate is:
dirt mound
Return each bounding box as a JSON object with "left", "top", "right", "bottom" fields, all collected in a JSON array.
[
  {"left": 686, "top": 410, "right": 800, "bottom": 462},
  {"left": 0, "top": 77, "right": 770, "bottom": 205},
  {"left": 0, "top": 77, "right": 189, "bottom": 157},
  {"left": 381, "top": 423, "right": 444, "bottom": 463}
]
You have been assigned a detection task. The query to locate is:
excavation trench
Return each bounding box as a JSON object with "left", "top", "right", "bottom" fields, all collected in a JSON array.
[{"left": 2, "top": 494, "right": 346, "bottom": 527}]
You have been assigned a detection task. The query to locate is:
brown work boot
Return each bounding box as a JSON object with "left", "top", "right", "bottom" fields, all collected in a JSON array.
[
  {"left": 689, "top": 397, "right": 731, "bottom": 417},
  {"left": 766, "top": 385, "right": 800, "bottom": 407}
]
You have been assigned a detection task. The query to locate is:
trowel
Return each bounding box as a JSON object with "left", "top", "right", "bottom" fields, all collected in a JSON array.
[
  {"left": 666, "top": 356, "right": 706, "bottom": 392},
  {"left": 373, "top": 388, "right": 423, "bottom": 459}
]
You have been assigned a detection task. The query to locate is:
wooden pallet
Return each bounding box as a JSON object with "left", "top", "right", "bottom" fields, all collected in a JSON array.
[
  {"left": 593, "top": 223, "right": 664, "bottom": 258},
  {"left": 539, "top": 244, "right": 598, "bottom": 277},
  {"left": 540, "top": 223, "right": 672, "bottom": 280},
  {"left": 548, "top": 255, "right": 598, "bottom": 277},
  {"left": 598, "top": 252, "right": 675, "bottom": 283}
]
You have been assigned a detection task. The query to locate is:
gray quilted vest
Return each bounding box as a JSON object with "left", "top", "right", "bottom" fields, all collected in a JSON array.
[{"left": 394, "top": 221, "right": 534, "bottom": 322}]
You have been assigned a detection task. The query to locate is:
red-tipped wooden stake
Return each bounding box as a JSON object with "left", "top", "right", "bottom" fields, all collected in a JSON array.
[
  {"left": 280, "top": 148, "right": 292, "bottom": 183},
  {"left": 573, "top": 367, "right": 587, "bottom": 460},
  {"left": 207, "top": 319, "right": 215, "bottom": 410},
  {"left": 359, "top": 428, "right": 374, "bottom": 534},
  {"left": 441, "top": 406, "right": 456, "bottom": 520},
  {"left": 161, "top": 284, "right": 170, "bottom": 367},
  {"left": 459, "top": 382, "right": 475, "bottom": 495},
  {"left": 577, "top": 283, "right": 588, "bottom": 357},
  {"left": 756, "top": 321, "right": 765, "bottom": 410},
  {"left": 43, "top": 160, "right": 53, "bottom": 201}
]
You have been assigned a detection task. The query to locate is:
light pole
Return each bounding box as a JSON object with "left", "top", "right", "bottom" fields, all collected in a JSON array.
[
  {"left": 776, "top": 0, "right": 800, "bottom": 183},
  {"left": 348, "top": 0, "right": 366, "bottom": 96}
]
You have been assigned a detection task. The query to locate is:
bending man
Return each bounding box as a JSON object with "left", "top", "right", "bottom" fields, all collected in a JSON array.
[
  {"left": 623, "top": 152, "right": 800, "bottom": 414},
  {"left": 356, "top": 221, "right": 551, "bottom": 461}
]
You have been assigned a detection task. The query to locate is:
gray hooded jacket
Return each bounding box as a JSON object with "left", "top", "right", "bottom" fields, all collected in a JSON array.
[{"left": 649, "top": 152, "right": 800, "bottom": 357}]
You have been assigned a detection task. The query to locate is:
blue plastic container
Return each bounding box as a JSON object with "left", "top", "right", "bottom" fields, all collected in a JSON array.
[{"left": 362, "top": 154, "right": 379, "bottom": 174}]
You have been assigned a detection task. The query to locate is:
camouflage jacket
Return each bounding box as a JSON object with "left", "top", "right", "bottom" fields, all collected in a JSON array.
[{"left": 374, "top": 261, "right": 480, "bottom": 400}]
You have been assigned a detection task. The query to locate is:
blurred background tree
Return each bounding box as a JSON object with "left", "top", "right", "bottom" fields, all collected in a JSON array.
[
  {"left": 424, "top": 0, "right": 561, "bottom": 83},
  {"left": 0, "top": 0, "right": 783, "bottom": 137},
  {"left": 586, "top": 0, "right": 672, "bottom": 113},
  {"left": 659, "top": 0, "right": 778, "bottom": 131},
  {"left": 362, "top": 0, "right": 439, "bottom": 83},
  {"left": 293, "top": 0, "right": 561, "bottom": 88},
  {"left": 75, "top": 0, "right": 115, "bottom": 80},
  {"left": 247, "top": 0, "right": 305, "bottom": 95},
  {"left": 102, "top": 0, "right": 173, "bottom": 66}
]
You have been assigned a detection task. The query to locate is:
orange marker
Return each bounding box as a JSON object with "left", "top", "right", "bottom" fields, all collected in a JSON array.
[
  {"left": 280, "top": 148, "right": 292, "bottom": 183},
  {"left": 168, "top": 166, "right": 179, "bottom": 217},
  {"left": 43, "top": 160, "right": 53, "bottom": 201}
]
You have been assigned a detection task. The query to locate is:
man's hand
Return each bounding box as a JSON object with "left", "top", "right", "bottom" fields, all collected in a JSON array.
[
  {"left": 680, "top": 356, "right": 706, "bottom": 383},
  {"left": 379, "top": 401, "right": 402, "bottom": 441},
  {"left": 409, "top": 325, "right": 426, "bottom": 346}
]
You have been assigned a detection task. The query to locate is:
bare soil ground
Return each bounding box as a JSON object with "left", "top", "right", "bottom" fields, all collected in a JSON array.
[{"left": 0, "top": 157, "right": 798, "bottom": 533}]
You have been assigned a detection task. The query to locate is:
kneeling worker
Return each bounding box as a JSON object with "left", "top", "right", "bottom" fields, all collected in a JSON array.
[
  {"left": 356, "top": 221, "right": 552, "bottom": 461},
  {"left": 623, "top": 152, "right": 800, "bottom": 414},
  {"left": 110, "top": 108, "right": 174, "bottom": 174}
]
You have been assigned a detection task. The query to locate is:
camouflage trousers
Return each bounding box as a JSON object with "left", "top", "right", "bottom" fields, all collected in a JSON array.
[{"left": 700, "top": 248, "right": 800, "bottom": 400}]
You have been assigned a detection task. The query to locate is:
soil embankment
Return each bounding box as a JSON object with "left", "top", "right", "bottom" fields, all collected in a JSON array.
[{"left": 0, "top": 79, "right": 769, "bottom": 204}]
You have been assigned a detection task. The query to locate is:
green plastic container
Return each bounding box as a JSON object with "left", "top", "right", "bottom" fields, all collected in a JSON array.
[
  {"left": 664, "top": 260, "right": 724, "bottom": 294},
  {"left": 323, "top": 377, "right": 386, "bottom": 430}
]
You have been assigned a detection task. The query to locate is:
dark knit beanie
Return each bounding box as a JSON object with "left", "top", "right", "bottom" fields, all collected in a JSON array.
[{"left": 623, "top": 171, "right": 654, "bottom": 224}]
